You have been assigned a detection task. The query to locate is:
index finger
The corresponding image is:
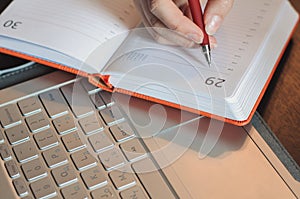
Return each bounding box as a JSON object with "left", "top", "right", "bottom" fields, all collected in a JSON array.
[{"left": 150, "top": 0, "right": 204, "bottom": 43}]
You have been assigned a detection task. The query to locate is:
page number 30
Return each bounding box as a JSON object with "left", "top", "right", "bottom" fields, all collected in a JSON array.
[{"left": 3, "top": 20, "right": 22, "bottom": 29}]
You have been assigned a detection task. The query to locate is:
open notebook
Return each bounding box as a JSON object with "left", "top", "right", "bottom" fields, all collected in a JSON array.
[{"left": 0, "top": 0, "right": 298, "bottom": 126}]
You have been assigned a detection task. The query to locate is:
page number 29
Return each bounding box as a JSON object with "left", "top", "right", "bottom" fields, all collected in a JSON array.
[
  {"left": 3, "top": 20, "right": 22, "bottom": 29},
  {"left": 205, "top": 77, "right": 226, "bottom": 88}
]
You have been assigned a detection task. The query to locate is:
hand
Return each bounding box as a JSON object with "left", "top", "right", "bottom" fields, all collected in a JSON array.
[{"left": 133, "top": 0, "right": 234, "bottom": 48}]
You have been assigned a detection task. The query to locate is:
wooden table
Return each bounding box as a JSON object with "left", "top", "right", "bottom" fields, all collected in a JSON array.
[{"left": 258, "top": 0, "right": 300, "bottom": 166}]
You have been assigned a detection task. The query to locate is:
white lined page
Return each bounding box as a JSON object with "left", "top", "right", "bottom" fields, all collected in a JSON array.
[
  {"left": 104, "top": 0, "right": 285, "bottom": 98},
  {"left": 0, "top": 0, "right": 140, "bottom": 63}
]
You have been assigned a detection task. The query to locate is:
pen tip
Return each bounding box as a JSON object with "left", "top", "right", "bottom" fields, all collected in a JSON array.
[{"left": 202, "top": 45, "right": 211, "bottom": 67}]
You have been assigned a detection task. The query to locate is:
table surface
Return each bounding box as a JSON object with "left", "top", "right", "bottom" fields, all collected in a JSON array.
[{"left": 258, "top": 0, "right": 300, "bottom": 166}]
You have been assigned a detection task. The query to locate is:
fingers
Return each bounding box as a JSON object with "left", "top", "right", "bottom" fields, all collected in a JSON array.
[
  {"left": 149, "top": 22, "right": 198, "bottom": 48},
  {"left": 150, "top": 0, "right": 203, "bottom": 44},
  {"left": 133, "top": 0, "right": 230, "bottom": 48},
  {"left": 134, "top": 0, "right": 202, "bottom": 47},
  {"left": 204, "top": 0, "right": 234, "bottom": 35}
]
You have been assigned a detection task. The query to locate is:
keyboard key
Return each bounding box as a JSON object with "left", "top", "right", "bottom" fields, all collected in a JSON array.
[
  {"left": 109, "top": 168, "right": 136, "bottom": 190},
  {"left": 89, "top": 131, "right": 114, "bottom": 153},
  {"left": 34, "top": 128, "right": 59, "bottom": 150},
  {"left": 81, "top": 167, "right": 107, "bottom": 190},
  {"left": 60, "top": 83, "right": 94, "bottom": 118},
  {"left": 0, "top": 143, "right": 12, "bottom": 160},
  {"left": 39, "top": 89, "right": 69, "bottom": 118},
  {"left": 43, "top": 146, "right": 68, "bottom": 168},
  {"left": 21, "top": 195, "right": 33, "bottom": 199},
  {"left": 99, "top": 91, "right": 114, "bottom": 107},
  {"left": 109, "top": 123, "right": 135, "bottom": 142},
  {"left": 18, "top": 96, "right": 42, "bottom": 116},
  {"left": 5, "top": 124, "right": 30, "bottom": 145},
  {"left": 61, "top": 131, "right": 85, "bottom": 152},
  {"left": 120, "top": 186, "right": 148, "bottom": 199},
  {"left": 71, "top": 149, "right": 97, "bottom": 170},
  {"left": 90, "top": 93, "right": 106, "bottom": 110},
  {"left": 30, "top": 178, "right": 57, "bottom": 199},
  {"left": 132, "top": 158, "right": 175, "bottom": 199},
  {"left": 5, "top": 160, "right": 20, "bottom": 178},
  {"left": 13, "top": 141, "right": 38, "bottom": 163},
  {"left": 81, "top": 78, "right": 101, "bottom": 94},
  {"left": 21, "top": 159, "right": 47, "bottom": 181},
  {"left": 61, "top": 183, "right": 88, "bottom": 199},
  {"left": 91, "top": 185, "right": 118, "bottom": 199},
  {"left": 100, "top": 106, "right": 124, "bottom": 126},
  {"left": 98, "top": 147, "right": 125, "bottom": 170},
  {"left": 25, "top": 112, "right": 50, "bottom": 133},
  {"left": 13, "top": 178, "right": 29, "bottom": 197},
  {"left": 52, "top": 114, "right": 77, "bottom": 135},
  {"left": 120, "top": 138, "right": 147, "bottom": 161},
  {"left": 0, "top": 129, "right": 4, "bottom": 143},
  {"left": 0, "top": 104, "right": 22, "bottom": 128},
  {"left": 48, "top": 196, "right": 60, "bottom": 199},
  {"left": 79, "top": 114, "right": 104, "bottom": 135},
  {"left": 52, "top": 164, "right": 78, "bottom": 187}
]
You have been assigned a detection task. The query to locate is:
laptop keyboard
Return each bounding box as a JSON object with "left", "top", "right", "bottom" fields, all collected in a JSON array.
[{"left": 0, "top": 78, "right": 175, "bottom": 199}]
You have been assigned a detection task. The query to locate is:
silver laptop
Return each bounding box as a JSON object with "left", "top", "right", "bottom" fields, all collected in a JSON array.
[{"left": 0, "top": 69, "right": 299, "bottom": 199}]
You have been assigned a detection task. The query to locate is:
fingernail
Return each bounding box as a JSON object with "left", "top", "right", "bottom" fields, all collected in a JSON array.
[
  {"left": 206, "top": 15, "right": 222, "bottom": 35},
  {"left": 187, "top": 33, "right": 203, "bottom": 44},
  {"left": 210, "top": 42, "right": 218, "bottom": 49}
]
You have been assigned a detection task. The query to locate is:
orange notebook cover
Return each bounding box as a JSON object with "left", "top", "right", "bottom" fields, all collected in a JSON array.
[{"left": 0, "top": 0, "right": 298, "bottom": 126}]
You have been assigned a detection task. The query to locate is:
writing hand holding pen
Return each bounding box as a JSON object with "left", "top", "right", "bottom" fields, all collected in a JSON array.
[
  {"left": 133, "top": 0, "right": 234, "bottom": 49},
  {"left": 188, "top": 0, "right": 212, "bottom": 65}
]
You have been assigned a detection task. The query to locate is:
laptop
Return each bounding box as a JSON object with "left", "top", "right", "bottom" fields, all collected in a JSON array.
[{"left": 0, "top": 64, "right": 300, "bottom": 199}]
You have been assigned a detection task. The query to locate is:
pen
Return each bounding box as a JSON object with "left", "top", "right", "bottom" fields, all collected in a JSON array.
[{"left": 188, "top": 0, "right": 211, "bottom": 66}]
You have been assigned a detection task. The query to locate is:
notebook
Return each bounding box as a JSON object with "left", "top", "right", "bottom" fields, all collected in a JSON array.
[
  {"left": 0, "top": 0, "right": 298, "bottom": 126},
  {"left": 1, "top": 66, "right": 300, "bottom": 198}
]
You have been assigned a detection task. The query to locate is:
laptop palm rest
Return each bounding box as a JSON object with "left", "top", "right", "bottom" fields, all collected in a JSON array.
[{"left": 115, "top": 93, "right": 296, "bottom": 198}]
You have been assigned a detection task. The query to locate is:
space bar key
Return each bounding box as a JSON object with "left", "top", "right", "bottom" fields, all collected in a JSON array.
[{"left": 132, "top": 158, "right": 176, "bottom": 199}]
